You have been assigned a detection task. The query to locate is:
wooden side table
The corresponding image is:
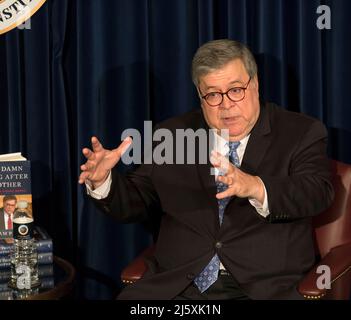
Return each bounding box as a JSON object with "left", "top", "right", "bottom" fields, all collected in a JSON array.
[
  {"left": 26, "top": 256, "right": 76, "bottom": 300},
  {"left": 0, "top": 256, "right": 76, "bottom": 300}
]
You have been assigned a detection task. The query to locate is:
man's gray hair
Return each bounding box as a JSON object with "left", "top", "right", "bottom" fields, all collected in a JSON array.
[
  {"left": 191, "top": 39, "right": 257, "bottom": 86},
  {"left": 3, "top": 195, "right": 17, "bottom": 203}
]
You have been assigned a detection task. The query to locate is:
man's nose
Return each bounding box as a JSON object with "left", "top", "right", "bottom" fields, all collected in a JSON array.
[{"left": 221, "top": 94, "right": 235, "bottom": 110}]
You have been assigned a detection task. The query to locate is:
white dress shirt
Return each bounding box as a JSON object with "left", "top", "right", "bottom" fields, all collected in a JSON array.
[{"left": 3, "top": 212, "right": 13, "bottom": 230}]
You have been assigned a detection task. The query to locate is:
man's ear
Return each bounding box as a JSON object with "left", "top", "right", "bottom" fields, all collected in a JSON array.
[
  {"left": 253, "top": 74, "right": 259, "bottom": 89},
  {"left": 196, "top": 86, "right": 202, "bottom": 99},
  {"left": 253, "top": 74, "right": 259, "bottom": 98}
]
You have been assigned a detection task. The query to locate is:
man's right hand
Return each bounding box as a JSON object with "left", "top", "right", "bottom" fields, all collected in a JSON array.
[{"left": 78, "top": 136, "right": 132, "bottom": 189}]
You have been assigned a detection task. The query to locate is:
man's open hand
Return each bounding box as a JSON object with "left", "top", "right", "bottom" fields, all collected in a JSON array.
[
  {"left": 210, "top": 150, "right": 265, "bottom": 203},
  {"left": 78, "top": 136, "right": 132, "bottom": 189}
]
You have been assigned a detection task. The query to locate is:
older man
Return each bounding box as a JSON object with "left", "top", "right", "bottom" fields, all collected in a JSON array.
[
  {"left": 0, "top": 195, "right": 17, "bottom": 231},
  {"left": 79, "top": 39, "right": 334, "bottom": 300}
]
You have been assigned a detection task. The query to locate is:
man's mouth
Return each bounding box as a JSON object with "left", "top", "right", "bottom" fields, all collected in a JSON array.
[{"left": 222, "top": 116, "right": 240, "bottom": 123}]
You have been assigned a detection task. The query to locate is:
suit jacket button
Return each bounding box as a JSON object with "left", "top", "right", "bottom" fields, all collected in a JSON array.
[
  {"left": 215, "top": 241, "right": 222, "bottom": 249},
  {"left": 103, "top": 205, "right": 110, "bottom": 212},
  {"left": 187, "top": 273, "right": 195, "bottom": 280}
]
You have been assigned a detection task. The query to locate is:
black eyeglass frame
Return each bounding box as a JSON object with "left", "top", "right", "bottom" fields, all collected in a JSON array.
[{"left": 199, "top": 77, "right": 252, "bottom": 107}]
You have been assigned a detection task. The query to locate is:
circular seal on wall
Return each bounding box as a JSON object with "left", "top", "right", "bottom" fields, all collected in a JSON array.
[{"left": 0, "top": 0, "right": 46, "bottom": 35}]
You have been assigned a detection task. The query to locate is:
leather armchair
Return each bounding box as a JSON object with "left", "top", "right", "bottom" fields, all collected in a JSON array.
[
  {"left": 121, "top": 160, "right": 351, "bottom": 300},
  {"left": 298, "top": 160, "right": 351, "bottom": 299}
]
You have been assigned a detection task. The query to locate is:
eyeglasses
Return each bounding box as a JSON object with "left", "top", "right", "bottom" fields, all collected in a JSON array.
[{"left": 199, "top": 77, "right": 251, "bottom": 107}]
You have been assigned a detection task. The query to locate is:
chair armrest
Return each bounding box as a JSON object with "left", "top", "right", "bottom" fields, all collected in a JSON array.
[
  {"left": 121, "top": 245, "right": 156, "bottom": 284},
  {"left": 298, "top": 242, "right": 351, "bottom": 299}
]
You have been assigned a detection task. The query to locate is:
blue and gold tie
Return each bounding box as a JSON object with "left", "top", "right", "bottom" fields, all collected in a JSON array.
[{"left": 194, "top": 141, "right": 241, "bottom": 293}]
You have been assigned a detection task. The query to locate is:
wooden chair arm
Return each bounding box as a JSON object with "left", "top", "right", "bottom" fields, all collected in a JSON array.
[{"left": 121, "top": 245, "right": 156, "bottom": 284}]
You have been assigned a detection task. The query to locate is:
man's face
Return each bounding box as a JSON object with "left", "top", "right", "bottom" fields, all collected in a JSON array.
[
  {"left": 4, "top": 200, "right": 16, "bottom": 214},
  {"left": 198, "top": 59, "right": 260, "bottom": 141}
]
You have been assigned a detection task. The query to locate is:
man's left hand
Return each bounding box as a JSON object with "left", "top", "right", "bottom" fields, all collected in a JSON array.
[{"left": 210, "top": 150, "right": 265, "bottom": 203}]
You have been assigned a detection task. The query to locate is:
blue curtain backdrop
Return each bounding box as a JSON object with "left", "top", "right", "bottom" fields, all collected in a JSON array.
[{"left": 0, "top": 0, "right": 350, "bottom": 299}]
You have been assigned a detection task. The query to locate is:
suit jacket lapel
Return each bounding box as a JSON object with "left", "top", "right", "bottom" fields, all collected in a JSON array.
[{"left": 240, "top": 102, "right": 272, "bottom": 175}]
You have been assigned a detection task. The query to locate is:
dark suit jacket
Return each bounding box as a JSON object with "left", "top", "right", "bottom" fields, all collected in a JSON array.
[
  {"left": 0, "top": 208, "right": 7, "bottom": 230},
  {"left": 92, "top": 102, "right": 334, "bottom": 300}
]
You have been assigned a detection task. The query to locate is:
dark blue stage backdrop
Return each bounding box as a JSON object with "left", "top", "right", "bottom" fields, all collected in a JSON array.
[{"left": 0, "top": 0, "right": 350, "bottom": 298}]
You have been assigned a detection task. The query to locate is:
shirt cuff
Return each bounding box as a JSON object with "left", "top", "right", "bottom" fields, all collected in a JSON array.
[
  {"left": 248, "top": 178, "right": 270, "bottom": 218},
  {"left": 85, "top": 171, "right": 112, "bottom": 200}
]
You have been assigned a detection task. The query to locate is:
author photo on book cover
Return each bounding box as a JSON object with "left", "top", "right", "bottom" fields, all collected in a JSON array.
[
  {"left": 0, "top": 195, "right": 17, "bottom": 232},
  {"left": 0, "top": 195, "right": 33, "bottom": 233}
]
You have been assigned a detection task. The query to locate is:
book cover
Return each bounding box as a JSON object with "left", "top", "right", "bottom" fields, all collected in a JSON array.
[
  {"left": 0, "top": 153, "right": 32, "bottom": 239},
  {"left": 33, "top": 226, "right": 53, "bottom": 253}
]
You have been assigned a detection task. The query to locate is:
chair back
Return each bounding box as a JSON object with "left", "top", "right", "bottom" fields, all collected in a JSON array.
[{"left": 313, "top": 160, "right": 351, "bottom": 258}]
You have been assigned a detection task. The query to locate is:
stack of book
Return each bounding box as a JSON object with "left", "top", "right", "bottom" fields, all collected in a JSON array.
[
  {"left": 0, "top": 226, "right": 54, "bottom": 268},
  {"left": 0, "top": 226, "right": 54, "bottom": 299},
  {"left": 0, "top": 265, "right": 54, "bottom": 300},
  {"left": 0, "top": 153, "right": 55, "bottom": 299}
]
